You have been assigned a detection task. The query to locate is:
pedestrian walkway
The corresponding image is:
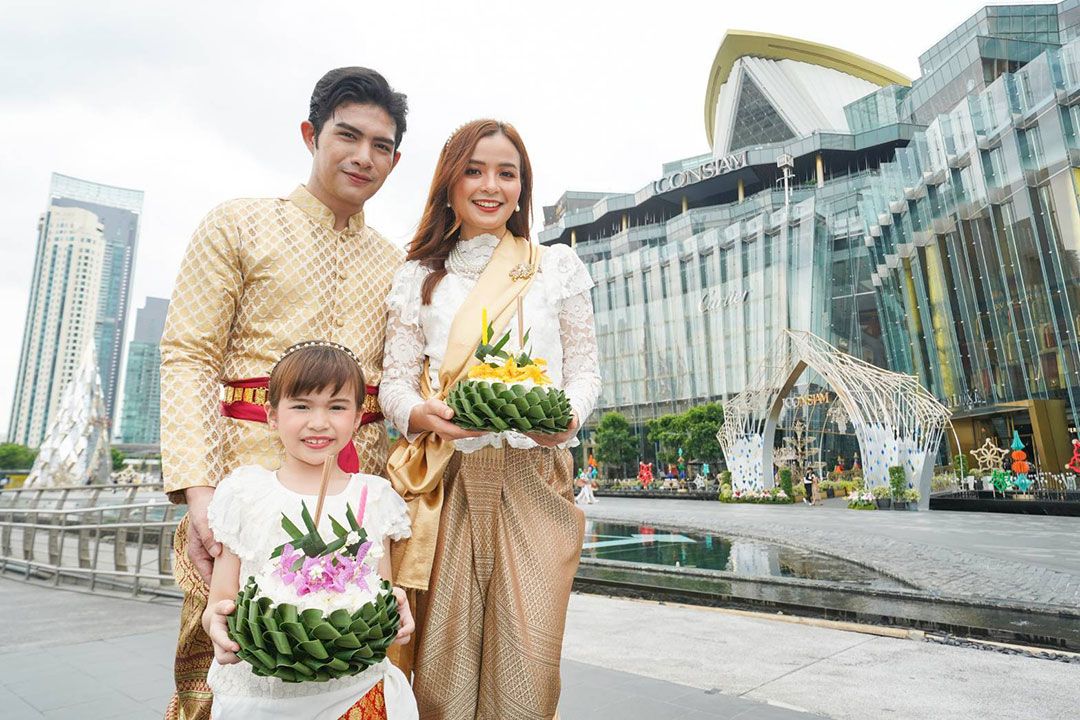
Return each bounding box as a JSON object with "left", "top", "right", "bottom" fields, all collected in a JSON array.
[
  {"left": 584, "top": 497, "right": 1080, "bottom": 607},
  {"left": 0, "top": 578, "right": 818, "bottom": 719}
]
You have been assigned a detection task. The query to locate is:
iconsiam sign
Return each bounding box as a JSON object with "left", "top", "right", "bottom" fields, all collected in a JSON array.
[
  {"left": 26, "top": 343, "right": 111, "bottom": 487},
  {"left": 717, "top": 330, "right": 950, "bottom": 509}
]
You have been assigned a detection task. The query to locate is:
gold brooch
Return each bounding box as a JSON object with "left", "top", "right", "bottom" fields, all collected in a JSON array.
[{"left": 509, "top": 262, "right": 536, "bottom": 281}]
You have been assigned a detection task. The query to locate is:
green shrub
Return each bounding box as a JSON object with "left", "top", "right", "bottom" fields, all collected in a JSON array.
[
  {"left": 954, "top": 453, "right": 970, "bottom": 477},
  {"left": 888, "top": 465, "right": 907, "bottom": 499},
  {"left": 778, "top": 468, "right": 794, "bottom": 498},
  {"left": 871, "top": 485, "right": 892, "bottom": 499},
  {"left": 719, "top": 483, "right": 733, "bottom": 502}
]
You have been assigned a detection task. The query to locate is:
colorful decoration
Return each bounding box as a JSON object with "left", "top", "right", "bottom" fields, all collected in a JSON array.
[
  {"left": 1010, "top": 431, "right": 1031, "bottom": 492},
  {"left": 991, "top": 468, "right": 1012, "bottom": 494},
  {"left": 1066, "top": 439, "right": 1080, "bottom": 475},
  {"left": 637, "top": 461, "right": 654, "bottom": 489},
  {"left": 969, "top": 437, "right": 1008, "bottom": 474}
]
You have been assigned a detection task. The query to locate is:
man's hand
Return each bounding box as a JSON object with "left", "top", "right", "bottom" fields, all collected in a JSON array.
[
  {"left": 203, "top": 599, "right": 240, "bottom": 664},
  {"left": 526, "top": 414, "right": 579, "bottom": 448},
  {"left": 185, "top": 485, "right": 220, "bottom": 584},
  {"left": 391, "top": 587, "right": 415, "bottom": 646},
  {"left": 408, "top": 399, "right": 486, "bottom": 441}
]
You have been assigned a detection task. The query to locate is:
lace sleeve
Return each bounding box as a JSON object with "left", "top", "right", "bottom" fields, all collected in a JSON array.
[
  {"left": 381, "top": 263, "right": 428, "bottom": 438},
  {"left": 560, "top": 289, "right": 602, "bottom": 426}
]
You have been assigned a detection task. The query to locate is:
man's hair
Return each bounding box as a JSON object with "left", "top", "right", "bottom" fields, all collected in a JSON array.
[{"left": 309, "top": 67, "right": 408, "bottom": 150}]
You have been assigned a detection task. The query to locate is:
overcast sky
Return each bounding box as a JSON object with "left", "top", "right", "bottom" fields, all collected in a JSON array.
[{"left": 0, "top": 0, "right": 1011, "bottom": 434}]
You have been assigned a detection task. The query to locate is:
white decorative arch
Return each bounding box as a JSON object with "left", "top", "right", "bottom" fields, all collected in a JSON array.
[{"left": 717, "top": 330, "right": 950, "bottom": 509}]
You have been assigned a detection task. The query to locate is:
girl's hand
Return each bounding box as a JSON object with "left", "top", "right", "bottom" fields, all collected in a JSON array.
[
  {"left": 408, "top": 399, "right": 486, "bottom": 441},
  {"left": 526, "top": 414, "right": 579, "bottom": 448},
  {"left": 204, "top": 599, "right": 241, "bottom": 664},
  {"left": 391, "top": 587, "right": 415, "bottom": 646}
]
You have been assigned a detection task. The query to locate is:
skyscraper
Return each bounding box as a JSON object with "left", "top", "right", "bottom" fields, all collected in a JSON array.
[
  {"left": 47, "top": 173, "right": 143, "bottom": 425},
  {"left": 9, "top": 206, "right": 107, "bottom": 447},
  {"left": 120, "top": 297, "right": 169, "bottom": 445},
  {"left": 8, "top": 173, "right": 143, "bottom": 447}
]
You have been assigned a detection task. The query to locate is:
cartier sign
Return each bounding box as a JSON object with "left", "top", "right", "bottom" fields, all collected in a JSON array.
[
  {"left": 654, "top": 152, "right": 748, "bottom": 193},
  {"left": 699, "top": 289, "right": 749, "bottom": 313}
]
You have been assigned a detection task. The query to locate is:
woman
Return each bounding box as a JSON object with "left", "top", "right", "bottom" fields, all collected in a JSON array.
[{"left": 380, "top": 120, "right": 601, "bottom": 719}]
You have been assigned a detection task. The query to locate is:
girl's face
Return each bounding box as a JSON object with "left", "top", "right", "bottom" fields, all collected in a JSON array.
[
  {"left": 268, "top": 385, "right": 361, "bottom": 468},
  {"left": 449, "top": 132, "right": 522, "bottom": 240}
]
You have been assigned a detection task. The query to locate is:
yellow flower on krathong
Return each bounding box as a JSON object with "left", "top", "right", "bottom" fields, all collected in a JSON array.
[{"left": 467, "top": 355, "right": 553, "bottom": 385}]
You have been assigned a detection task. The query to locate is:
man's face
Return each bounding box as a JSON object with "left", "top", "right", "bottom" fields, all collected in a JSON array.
[{"left": 303, "top": 102, "right": 400, "bottom": 215}]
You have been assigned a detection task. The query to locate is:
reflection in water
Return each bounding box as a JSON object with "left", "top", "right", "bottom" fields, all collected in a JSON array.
[{"left": 581, "top": 520, "right": 911, "bottom": 590}]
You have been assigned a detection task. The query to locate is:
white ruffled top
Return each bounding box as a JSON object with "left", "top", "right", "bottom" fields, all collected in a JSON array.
[
  {"left": 205, "top": 466, "right": 416, "bottom": 720},
  {"left": 381, "top": 235, "right": 602, "bottom": 452}
]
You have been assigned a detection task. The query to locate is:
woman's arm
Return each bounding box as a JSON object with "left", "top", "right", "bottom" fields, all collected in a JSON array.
[
  {"left": 201, "top": 547, "right": 241, "bottom": 664},
  {"left": 526, "top": 287, "right": 600, "bottom": 447},
  {"left": 382, "top": 268, "right": 485, "bottom": 441}
]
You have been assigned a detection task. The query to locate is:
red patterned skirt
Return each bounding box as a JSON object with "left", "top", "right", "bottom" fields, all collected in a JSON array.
[{"left": 339, "top": 680, "right": 386, "bottom": 719}]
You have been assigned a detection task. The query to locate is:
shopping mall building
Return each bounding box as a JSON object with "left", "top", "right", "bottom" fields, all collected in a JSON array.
[{"left": 542, "top": 2, "right": 1080, "bottom": 471}]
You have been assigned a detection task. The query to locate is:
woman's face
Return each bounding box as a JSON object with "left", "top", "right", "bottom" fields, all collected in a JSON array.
[{"left": 449, "top": 132, "right": 522, "bottom": 240}]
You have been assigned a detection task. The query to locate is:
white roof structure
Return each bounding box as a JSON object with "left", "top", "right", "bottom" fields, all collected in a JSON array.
[{"left": 704, "top": 31, "right": 912, "bottom": 155}]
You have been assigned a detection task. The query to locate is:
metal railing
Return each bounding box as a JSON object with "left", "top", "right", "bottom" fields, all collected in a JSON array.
[{"left": 0, "top": 483, "right": 185, "bottom": 598}]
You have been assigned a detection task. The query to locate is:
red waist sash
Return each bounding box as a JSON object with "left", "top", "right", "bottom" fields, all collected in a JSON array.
[{"left": 220, "top": 377, "right": 382, "bottom": 473}]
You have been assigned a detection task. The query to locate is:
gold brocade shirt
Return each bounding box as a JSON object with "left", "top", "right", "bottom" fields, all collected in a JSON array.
[{"left": 160, "top": 186, "right": 403, "bottom": 501}]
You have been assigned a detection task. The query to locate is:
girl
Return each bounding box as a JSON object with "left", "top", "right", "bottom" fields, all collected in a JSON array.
[
  {"left": 202, "top": 341, "right": 418, "bottom": 720},
  {"left": 381, "top": 119, "right": 601, "bottom": 719}
]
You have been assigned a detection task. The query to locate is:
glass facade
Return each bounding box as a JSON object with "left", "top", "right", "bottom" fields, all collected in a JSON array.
[
  {"left": 863, "top": 38, "right": 1080, "bottom": 468},
  {"left": 119, "top": 298, "right": 168, "bottom": 445},
  {"left": 542, "top": 2, "right": 1080, "bottom": 470}
]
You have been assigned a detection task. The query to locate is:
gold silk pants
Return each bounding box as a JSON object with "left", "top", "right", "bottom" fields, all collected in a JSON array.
[
  {"left": 412, "top": 446, "right": 585, "bottom": 720},
  {"left": 165, "top": 514, "right": 213, "bottom": 720}
]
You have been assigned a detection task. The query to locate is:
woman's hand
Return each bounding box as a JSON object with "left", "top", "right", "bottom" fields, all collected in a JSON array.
[
  {"left": 526, "top": 414, "right": 579, "bottom": 448},
  {"left": 408, "top": 399, "right": 486, "bottom": 441},
  {"left": 391, "top": 587, "right": 415, "bottom": 646},
  {"left": 203, "top": 599, "right": 240, "bottom": 665}
]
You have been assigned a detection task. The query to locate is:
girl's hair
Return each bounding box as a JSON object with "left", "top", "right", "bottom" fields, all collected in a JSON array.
[
  {"left": 268, "top": 342, "right": 365, "bottom": 409},
  {"left": 407, "top": 119, "right": 533, "bottom": 305}
]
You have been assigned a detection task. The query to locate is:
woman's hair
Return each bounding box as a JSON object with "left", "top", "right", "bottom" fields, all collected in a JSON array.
[
  {"left": 268, "top": 342, "right": 365, "bottom": 409},
  {"left": 407, "top": 119, "right": 533, "bottom": 305}
]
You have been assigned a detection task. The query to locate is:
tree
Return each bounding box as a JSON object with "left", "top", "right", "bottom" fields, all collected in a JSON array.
[
  {"left": 594, "top": 412, "right": 637, "bottom": 478},
  {"left": 111, "top": 448, "right": 126, "bottom": 471},
  {"left": 0, "top": 443, "right": 37, "bottom": 469},
  {"left": 682, "top": 403, "right": 724, "bottom": 463},
  {"left": 646, "top": 414, "right": 683, "bottom": 465}
]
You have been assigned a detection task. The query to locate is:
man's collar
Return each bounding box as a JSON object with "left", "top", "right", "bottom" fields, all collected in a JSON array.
[{"left": 287, "top": 185, "right": 366, "bottom": 233}]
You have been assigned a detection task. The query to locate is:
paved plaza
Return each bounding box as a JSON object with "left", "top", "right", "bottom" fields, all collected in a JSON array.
[
  {"left": 584, "top": 497, "right": 1080, "bottom": 608},
  {"left": 3, "top": 574, "right": 1078, "bottom": 719}
]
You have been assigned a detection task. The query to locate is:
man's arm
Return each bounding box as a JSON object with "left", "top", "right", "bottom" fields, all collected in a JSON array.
[
  {"left": 160, "top": 203, "right": 243, "bottom": 580},
  {"left": 160, "top": 203, "right": 243, "bottom": 501}
]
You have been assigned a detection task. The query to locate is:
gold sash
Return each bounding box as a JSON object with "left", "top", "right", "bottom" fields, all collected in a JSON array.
[{"left": 388, "top": 233, "right": 542, "bottom": 592}]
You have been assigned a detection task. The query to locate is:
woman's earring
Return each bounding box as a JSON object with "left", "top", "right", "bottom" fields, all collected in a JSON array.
[{"left": 515, "top": 204, "right": 521, "bottom": 212}]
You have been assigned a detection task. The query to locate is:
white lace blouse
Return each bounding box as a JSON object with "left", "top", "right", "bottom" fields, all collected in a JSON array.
[
  {"left": 381, "top": 235, "right": 602, "bottom": 452},
  {"left": 205, "top": 466, "right": 416, "bottom": 719}
]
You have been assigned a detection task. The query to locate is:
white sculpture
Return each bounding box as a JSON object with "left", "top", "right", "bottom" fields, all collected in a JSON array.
[
  {"left": 717, "top": 330, "right": 950, "bottom": 509},
  {"left": 25, "top": 342, "right": 111, "bottom": 487}
]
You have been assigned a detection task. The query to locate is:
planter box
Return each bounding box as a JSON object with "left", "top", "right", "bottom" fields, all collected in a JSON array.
[
  {"left": 825, "top": 488, "right": 836, "bottom": 498},
  {"left": 893, "top": 501, "right": 910, "bottom": 511},
  {"left": 875, "top": 498, "right": 892, "bottom": 509}
]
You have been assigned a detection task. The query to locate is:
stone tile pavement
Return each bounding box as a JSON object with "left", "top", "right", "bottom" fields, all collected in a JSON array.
[
  {"left": 584, "top": 498, "right": 1080, "bottom": 607},
  {"left": 0, "top": 578, "right": 818, "bottom": 719}
]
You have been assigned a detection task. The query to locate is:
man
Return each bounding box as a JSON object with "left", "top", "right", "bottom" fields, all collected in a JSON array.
[{"left": 160, "top": 67, "right": 407, "bottom": 720}]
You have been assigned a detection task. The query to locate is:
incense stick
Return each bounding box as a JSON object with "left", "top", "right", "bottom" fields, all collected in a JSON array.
[
  {"left": 517, "top": 295, "right": 524, "bottom": 350},
  {"left": 313, "top": 454, "right": 334, "bottom": 527}
]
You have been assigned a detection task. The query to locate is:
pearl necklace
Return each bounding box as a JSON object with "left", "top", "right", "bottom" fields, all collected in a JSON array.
[{"left": 446, "top": 233, "right": 501, "bottom": 279}]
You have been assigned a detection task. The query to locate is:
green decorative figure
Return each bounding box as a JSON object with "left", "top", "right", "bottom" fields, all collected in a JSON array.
[{"left": 991, "top": 468, "right": 1011, "bottom": 494}]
